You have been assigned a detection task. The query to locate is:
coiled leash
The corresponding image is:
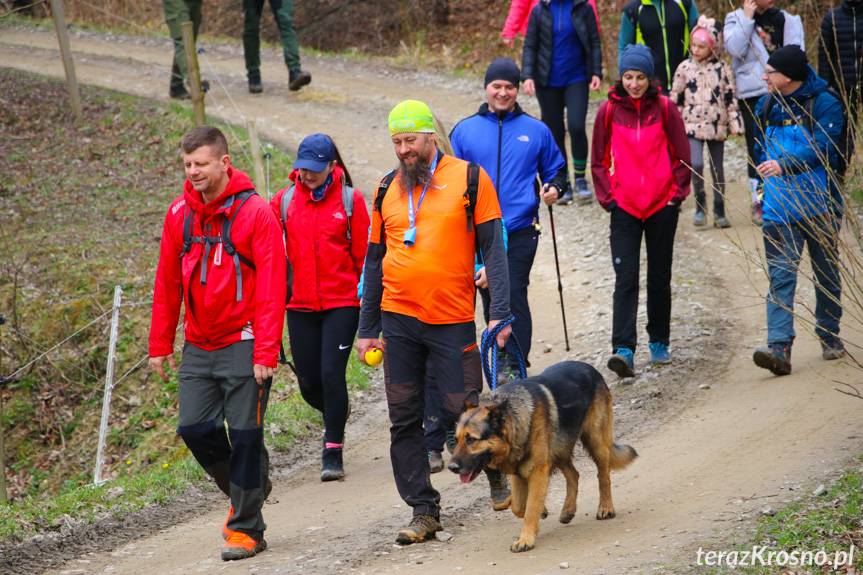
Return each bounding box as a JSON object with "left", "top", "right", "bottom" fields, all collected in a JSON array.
[{"left": 480, "top": 316, "right": 527, "bottom": 390}]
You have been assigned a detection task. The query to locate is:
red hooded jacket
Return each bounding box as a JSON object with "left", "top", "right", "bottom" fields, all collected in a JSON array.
[
  {"left": 591, "top": 90, "right": 691, "bottom": 219},
  {"left": 269, "top": 165, "right": 370, "bottom": 312},
  {"left": 149, "top": 167, "right": 287, "bottom": 367}
]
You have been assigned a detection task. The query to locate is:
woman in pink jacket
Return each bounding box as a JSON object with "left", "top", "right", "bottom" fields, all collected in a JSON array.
[{"left": 591, "top": 44, "right": 691, "bottom": 378}]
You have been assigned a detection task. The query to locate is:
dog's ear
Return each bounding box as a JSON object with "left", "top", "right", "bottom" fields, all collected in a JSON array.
[
  {"left": 486, "top": 398, "right": 508, "bottom": 433},
  {"left": 463, "top": 389, "right": 480, "bottom": 411}
]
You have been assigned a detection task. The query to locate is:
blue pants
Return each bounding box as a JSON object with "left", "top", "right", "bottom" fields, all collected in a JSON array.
[{"left": 762, "top": 216, "right": 842, "bottom": 346}]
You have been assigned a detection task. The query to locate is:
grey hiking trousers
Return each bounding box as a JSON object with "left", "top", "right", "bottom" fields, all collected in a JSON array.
[{"left": 177, "top": 340, "right": 271, "bottom": 540}]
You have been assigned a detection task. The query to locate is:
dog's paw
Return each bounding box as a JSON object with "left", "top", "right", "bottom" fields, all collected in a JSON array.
[
  {"left": 511, "top": 506, "right": 525, "bottom": 519},
  {"left": 511, "top": 538, "right": 535, "bottom": 553},
  {"left": 541, "top": 506, "right": 548, "bottom": 519},
  {"left": 596, "top": 506, "right": 616, "bottom": 520},
  {"left": 559, "top": 511, "right": 575, "bottom": 524}
]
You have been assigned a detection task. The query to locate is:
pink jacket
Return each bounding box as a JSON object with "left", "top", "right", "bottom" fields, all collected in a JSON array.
[{"left": 502, "top": 0, "right": 601, "bottom": 39}]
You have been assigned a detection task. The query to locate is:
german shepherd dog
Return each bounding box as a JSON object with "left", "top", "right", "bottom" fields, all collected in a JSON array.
[{"left": 448, "top": 361, "right": 637, "bottom": 552}]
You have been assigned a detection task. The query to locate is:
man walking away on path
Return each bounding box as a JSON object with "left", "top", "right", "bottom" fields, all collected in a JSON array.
[
  {"left": 149, "top": 126, "right": 286, "bottom": 561},
  {"left": 243, "top": 0, "right": 311, "bottom": 93},
  {"left": 357, "top": 100, "right": 512, "bottom": 545},
  {"left": 725, "top": 0, "right": 803, "bottom": 226},
  {"left": 162, "top": 0, "right": 202, "bottom": 99},
  {"left": 751, "top": 46, "right": 845, "bottom": 376}
]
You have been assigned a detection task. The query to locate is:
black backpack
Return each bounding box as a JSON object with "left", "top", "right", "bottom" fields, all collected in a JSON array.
[
  {"left": 180, "top": 189, "right": 257, "bottom": 303},
  {"left": 372, "top": 162, "right": 481, "bottom": 241},
  {"left": 758, "top": 88, "right": 850, "bottom": 176}
]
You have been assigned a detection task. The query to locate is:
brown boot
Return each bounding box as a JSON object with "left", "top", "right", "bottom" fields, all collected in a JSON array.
[{"left": 395, "top": 514, "right": 441, "bottom": 544}]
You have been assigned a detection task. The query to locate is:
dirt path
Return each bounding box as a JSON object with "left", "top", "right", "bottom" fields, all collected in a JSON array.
[{"left": 2, "top": 24, "right": 862, "bottom": 575}]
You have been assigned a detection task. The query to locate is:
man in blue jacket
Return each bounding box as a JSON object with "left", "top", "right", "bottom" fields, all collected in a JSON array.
[
  {"left": 450, "top": 57, "right": 567, "bottom": 378},
  {"left": 751, "top": 46, "right": 845, "bottom": 376}
]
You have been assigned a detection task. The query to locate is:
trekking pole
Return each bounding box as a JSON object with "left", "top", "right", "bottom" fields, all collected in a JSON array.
[
  {"left": 546, "top": 205, "right": 571, "bottom": 352},
  {"left": 0, "top": 315, "right": 8, "bottom": 503}
]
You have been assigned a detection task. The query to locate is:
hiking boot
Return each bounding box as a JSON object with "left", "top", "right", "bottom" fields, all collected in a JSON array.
[
  {"left": 169, "top": 85, "right": 190, "bottom": 100},
  {"left": 574, "top": 178, "right": 593, "bottom": 204},
  {"left": 221, "top": 531, "right": 266, "bottom": 561},
  {"left": 753, "top": 343, "right": 792, "bottom": 376},
  {"left": 751, "top": 202, "right": 764, "bottom": 226},
  {"left": 445, "top": 424, "right": 456, "bottom": 454},
  {"left": 693, "top": 210, "right": 707, "bottom": 227},
  {"left": 395, "top": 514, "right": 441, "bottom": 545},
  {"left": 428, "top": 450, "right": 444, "bottom": 474},
  {"left": 821, "top": 340, "right": 846, "bottom": 360},
  {"left": 556, "top": 189, "right": 573, "bottom": 206},
  {"left": 714, "top": 215, "right": 731, "bottom": 228},
  {"left": 321, "top": 446, "right": 344, "bottom": 482},
  {"left": 199, "top": 79, "right": 210, "bottom": 92},
  {"left": 486, "top": 468, "right": 512, "bottom": 511},
  {"left": 288, "top": 69, "right": 311, "bottom": 91},
  {"left": 248, "top": 77, "right": 263, "bottom": 94},
  {"left": 649, "top": 342, "right": 671, "bottom": 365},
  {"left": 607, "top": 348, "right": 635, "bottom": 378}
]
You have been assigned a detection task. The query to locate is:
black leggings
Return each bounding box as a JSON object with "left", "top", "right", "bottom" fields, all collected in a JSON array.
[
  {"left": 535, "top": 81, "right": 590, "bottom": 178},
  {"left": 286, "top": 307, "right": 359, "bottom": 444}
]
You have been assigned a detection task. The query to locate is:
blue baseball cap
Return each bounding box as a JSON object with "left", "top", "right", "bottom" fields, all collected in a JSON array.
[{"left": 293, "top": 133, "right": 335, "bottom": 172}]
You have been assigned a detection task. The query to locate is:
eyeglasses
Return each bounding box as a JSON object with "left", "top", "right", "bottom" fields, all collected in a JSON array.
[{"left": 765, "top": 70, "right": 784, "bottom": 75}]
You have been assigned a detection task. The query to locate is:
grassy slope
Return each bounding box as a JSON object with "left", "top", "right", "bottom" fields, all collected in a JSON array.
[{"left": 0, "top": 67, "right": 372, "bottom": 541}]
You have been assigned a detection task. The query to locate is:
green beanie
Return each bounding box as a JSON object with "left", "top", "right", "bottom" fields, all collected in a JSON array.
[{"left": 388, "top": 100, "right": 436, "bottom": 135}]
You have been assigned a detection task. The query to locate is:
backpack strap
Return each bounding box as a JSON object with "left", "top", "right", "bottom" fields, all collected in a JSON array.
[
  {"left": 280, "top": 184, "right": 295, "bottom": 226},
  {"left": 464, "top": 162, "right": 480, "bottom": 233},
  {"left": 373, "top": 171, "right": 398, "bottom": 241},
  {"left": 181, "top": 204, "right": 196, "bottom": 259},
  {"left": 221, "top": 189, "right": 257, "bottom": 302},
  {"left": 605, "top": 100, "right": 616, "bottom": 133}
]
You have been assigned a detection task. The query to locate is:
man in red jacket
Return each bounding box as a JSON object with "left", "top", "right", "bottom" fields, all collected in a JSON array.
[{"left": 148, "top": 126, "right": 286, "bottom": 562}]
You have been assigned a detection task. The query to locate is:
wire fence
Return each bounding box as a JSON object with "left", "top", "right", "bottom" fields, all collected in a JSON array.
[{"left": 0, "top": 288, "right": 186, "bottom": 490}]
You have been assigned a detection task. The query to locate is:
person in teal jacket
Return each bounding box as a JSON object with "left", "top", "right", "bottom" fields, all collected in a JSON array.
[{"left": 619, "top": 0, "right": 700, "bottom": 93}]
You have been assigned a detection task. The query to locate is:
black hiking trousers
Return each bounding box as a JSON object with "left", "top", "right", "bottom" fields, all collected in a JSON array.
[
  {"left": 609, "top": 204, "right": 679, "bottom": 352},
  {"left": 381, "top": 311, "right": 483, "bottom": 518}
]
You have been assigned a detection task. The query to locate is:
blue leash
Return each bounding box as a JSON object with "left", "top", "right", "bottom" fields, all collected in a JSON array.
[{"left": 480, "top": 316, "right": 526, "bottom": 390}]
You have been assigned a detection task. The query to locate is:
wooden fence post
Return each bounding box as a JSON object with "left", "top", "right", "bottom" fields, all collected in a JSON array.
[
  {"left": 181, "top": 22, "right": 206, "bottom": 126},
  {"left": 0, "top": 315, "right": 7, "bottom": 503},
  {"left": 248, "top": 121, "right": 268, "bottom": 200},
  {"left": 50, "top": 0, "right": 83, "bottom": 121}
]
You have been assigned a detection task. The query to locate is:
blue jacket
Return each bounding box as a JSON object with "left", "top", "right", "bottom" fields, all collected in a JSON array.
[
  {"left": 450, "top": 102, "right": 566, "bottom": 233},
  {"left": 755, "top": 68, "right": 843, "bottom": 224}
]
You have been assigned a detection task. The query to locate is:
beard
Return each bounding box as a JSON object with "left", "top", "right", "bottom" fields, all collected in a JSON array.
[{"left": 396, "top": 136, "right": 435, "bottom": 193}]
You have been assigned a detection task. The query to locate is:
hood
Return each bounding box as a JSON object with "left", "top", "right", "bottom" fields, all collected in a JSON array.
[
  {"left": 477, "top": 101, "right": 526, "bottom": 120},
  {"left": 288, "top": 164, "right": 346, "bottom": 197},
  {"left": 786, "top": 66, "right": 829, "bottom": 101},
  {"left": 691, "top": 15, "right": 723, "bottom": 57},
  {"left": 183, "top": 166, "right": 255, "bottom": 219}
]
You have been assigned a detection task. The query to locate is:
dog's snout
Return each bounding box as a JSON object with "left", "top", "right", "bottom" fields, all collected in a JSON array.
[{"left": 447, "top": 462, "right": 461, "bottom": 474}]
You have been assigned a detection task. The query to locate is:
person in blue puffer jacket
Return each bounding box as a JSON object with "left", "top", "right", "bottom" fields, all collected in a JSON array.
[
  {"left": 450, "top": 57, "right": 567, "bottom": 381},
  {"left": 751, "top": 46, "right": 845, "bottom": 377}
]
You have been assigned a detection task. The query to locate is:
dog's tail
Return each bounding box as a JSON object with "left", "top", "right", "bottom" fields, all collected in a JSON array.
[{"left": 608, "top": 443, "right": 638, "bottom": 470}]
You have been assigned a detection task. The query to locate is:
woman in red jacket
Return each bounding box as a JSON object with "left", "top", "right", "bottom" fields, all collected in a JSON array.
[
  {"left": 270, "top": 134, "right": 370, "bottom": 481},
  {"left": 591, "top": 44, "right": 691, "bottom": 378}
]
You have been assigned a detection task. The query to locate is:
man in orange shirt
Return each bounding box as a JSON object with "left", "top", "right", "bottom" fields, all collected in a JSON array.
[{"left": 357, "top": 100, "right": 512, "bottom": 545}]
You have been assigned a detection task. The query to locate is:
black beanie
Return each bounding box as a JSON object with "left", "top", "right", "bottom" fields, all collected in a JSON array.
[
  {"left": 484, "top": 57, "right": 521, "bottom": 88},
  {"left": 766, "top": 45, "right": 808, "bottom": 82}
]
